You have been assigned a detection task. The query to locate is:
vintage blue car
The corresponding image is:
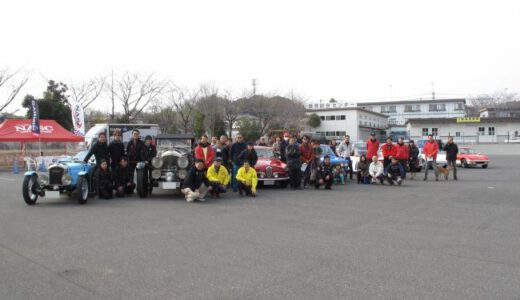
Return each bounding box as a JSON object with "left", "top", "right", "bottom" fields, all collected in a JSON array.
[{"left": 22, "top": 151, "right": 95, "bottom": 205}]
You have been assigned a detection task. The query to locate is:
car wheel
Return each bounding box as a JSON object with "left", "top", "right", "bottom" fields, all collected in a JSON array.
[
  {"left": 482, "top": 164, "right": 488, "bottom": 169},
  {"left": 76, "top": 176, "right": 89, "bottom": 205},
  {"left": 136, "top": 168, "right": 148, "bottom": 198},
  {"left": 279, "top": 180, "right": 289, "bottom": 189},
  {"left": 22, "top": 175, "right": 39, "bottom": 205},
  {"left": 461, "top": 159, "right": 468, "bottom": 168}
]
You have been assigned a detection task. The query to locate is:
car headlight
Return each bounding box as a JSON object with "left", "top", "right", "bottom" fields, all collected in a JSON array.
[
  {"left": 177, "top": 156, "right": 189, "bottom": 169},
  {"left": 283, "top": 166, "right": 289, "bottom": 171},
  {"left": 151, "top": 157, "right": 163, "bottom": 169},
  {"left": 178, "top": 169, "right": 187, "bottom": 180},
  {"left": 61, "top": 174, "right": 72, "bottom": 185},
  {"left": 151, "top": 169, "right": 162, "bottom": 179},
  {"left": 37, "top": 174, "right": 49, "bottom": 185}
]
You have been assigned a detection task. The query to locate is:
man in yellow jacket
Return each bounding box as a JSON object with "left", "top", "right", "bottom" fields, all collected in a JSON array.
[
  {"left": 206, "top": 157, "right": 229, "bottom": 198},
  {"left": 236, "top": 160, "right": 258, "bottom": 197}
]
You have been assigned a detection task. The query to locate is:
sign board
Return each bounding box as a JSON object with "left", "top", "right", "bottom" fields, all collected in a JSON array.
[{"left": 456, "top": 117, "right": 480, "bottom": 123}]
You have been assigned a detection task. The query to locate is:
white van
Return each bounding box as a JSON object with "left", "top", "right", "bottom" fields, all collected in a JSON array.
[{"left": 84, "top": 124, "right": 160, "bottom": 148}]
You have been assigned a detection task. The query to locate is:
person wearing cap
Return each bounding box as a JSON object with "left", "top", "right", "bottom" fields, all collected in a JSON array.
[
  {"left": 230, "top": 133, "right": 247, "bottom": 192},
  {"left": 315, "top": 155, "right": 334, "bottom": 189},
  {"left": 140, "top": 135, "right": 157, "bottom": 192},
  {"left": 286, "top": 136, "right": 302, "bottom": 189},
  {"left": 182, "top": 159, "right": 212, "bottom": 202},
  {"left": 113, "top": 156, "right": 136, "bottom": 197},
  {"left": 381, "top": 137, "right": 397, "bottom": 169},
  {"left": 194, "top": 135, "right": 215, "bottom": 169},
  {"left": 408, "top": 140, "right": 420, "bottom": 180},
  {"left": 108, "top": 129, "right": 126, "bottom": 173},
  {"left": 280, "top": 132, "right": 291, "bottom": 163},
  {"left": 238, "top": 142, "right": 258, "bottom": 167},
  {"left": 366, "top": 132, "right": 380, "bottom": 161},
  {"left": 384, "top": 157, "right": 405, "bottom": 185},
  {"left": 127, "top": 129, "right": 144, "bottom": 178},
  {"left": 206, "top": 157, "right": 229, "bottom": 198},
  {"left": 236, "top": 160, "right": 258, "bottom": 197}
]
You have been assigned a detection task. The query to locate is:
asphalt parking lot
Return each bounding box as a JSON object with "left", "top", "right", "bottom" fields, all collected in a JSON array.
[{"left": 1, "top": 154, "right": 520, "bottom": 300}]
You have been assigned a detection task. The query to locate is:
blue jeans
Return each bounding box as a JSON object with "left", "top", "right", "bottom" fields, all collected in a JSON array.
[{"left": 231, "top": 163, "right": 239, "bottom": 192}]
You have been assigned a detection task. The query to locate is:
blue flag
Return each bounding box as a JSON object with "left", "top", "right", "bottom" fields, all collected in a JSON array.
[{"left": 31, "top": 99, "right": 40, "bottom": 135}]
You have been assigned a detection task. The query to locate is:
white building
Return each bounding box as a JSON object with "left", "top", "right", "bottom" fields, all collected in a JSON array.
[
  {"left": 406, "top": 117, "right": 520, "bottom": 143},
  {"left": 305, "top": 107, "right": 388, "bottom": 142}
]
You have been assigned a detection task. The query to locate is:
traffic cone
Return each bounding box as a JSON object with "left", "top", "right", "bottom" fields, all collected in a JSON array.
[{"left": 12, "top": 160, "right": 19, "bottom": 174}]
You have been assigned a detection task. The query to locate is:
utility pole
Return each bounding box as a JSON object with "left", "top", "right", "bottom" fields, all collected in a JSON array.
[
  {"left": 431, "top": 82, "right": 435, "bottom": 100},
  {"left": 251, "top": 79, "right": 258, "bottom": 96},
  {"left": 111, "top": 69, "right": 115, "bottom": 122}
]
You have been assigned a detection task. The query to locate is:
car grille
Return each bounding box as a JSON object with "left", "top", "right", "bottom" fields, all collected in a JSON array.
[
  {"left": 49, "top": 166, "right": 64, "bottom": 185},
  {"left": 266, "top": 166, "right": 273, "bottom": 178},
  {"left": 162, "top": 156, "right": 178, "bottom": 170}
]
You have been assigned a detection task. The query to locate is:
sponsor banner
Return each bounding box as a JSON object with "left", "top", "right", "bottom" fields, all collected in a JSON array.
[
  {"left": 31, "top": 99, "right": 40, "bottom": 135},
  {"left": 70, "top": 101, "right": 85, "bottom": 136},
  {"left": 456, "top": 117, "right": 480, "bottom": 123}
]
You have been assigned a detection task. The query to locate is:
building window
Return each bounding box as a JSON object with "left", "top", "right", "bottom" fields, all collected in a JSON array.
[
  {"left": 488, "top": 127, "right": 495, "bottom": 136},
  {"left": 389, "top": 105, "right": 396, "bottom": 113},
  {"left": 325, "top": 103, "right": 330, "bottom": 108},
  {"left": 454, "top": 103, "right": 465, "bottom": 111},
  {"left": 455, "top": 132, "right": 461, "bottom": 137},
  {"left": 422, "top": 128, "right": 429, "bottom": 136},
  {"left": 429, "top": 104, "right": 446, "bottom": 112},
  {"left": 478, "top": 127, "right": 485, "bottom": 135},
  {"left": 381, "top": 106, "right": 396, "bottom": 113},
  {"left": 432, "top": 128, "right": 438, "bottom": 136},
  {"left": 404, "top": 104, "right": 421, "bottom": 112},
  {"left": 320, "top": 116, "right": 325, "bottom": 121},
  {"left": 336, "top": 131, "right": 346, "bottom": 137},
  {"left": 339, "top": 115, "right": 346, "bottom": 120},
  {"left": 314, "top": 104, "right": 319, "bottom": 108},
  {"left": 308, "top": 104, "right": 313, "bottom": 109}
]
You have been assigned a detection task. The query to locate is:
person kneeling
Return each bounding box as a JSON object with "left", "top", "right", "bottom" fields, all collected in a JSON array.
[
  {"left": 97, "top": 159, "right": 113, "bottom": 199},
  {"left": 316, "top": 155, "right": 334, "bottom": 189},
  {"left": 368, "top": 155, "right": 385, "bottom": 184},
  {"left": 207, "top": 157, "right": 229, "bottom": 198},
  {"left": 114, "top": 156, "right": 136, "bottom": 197},
  {"left": 182, "top": 159, "right": 212, "bottom": 202},
  {"left": 236, "top": 160, "right": 257, "bottom": 197},
  {"left": 384, "top": 157, "right": 405, "bottom": 185}
]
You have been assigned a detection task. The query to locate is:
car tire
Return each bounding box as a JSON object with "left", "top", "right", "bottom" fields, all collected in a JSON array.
[
  {"left": 136, "top": 168, "right": 148, "bottom": 198},
  {"left": 482, "top": 164, "right": 488, "bottom": 169},
  {"left": 76, "top": 176, "right": 89, "bottom": 205},
  {"left": 22, "top": 175, "right": 38, "bottom": 205},
  {"left": 461, "top": 159, "right": 468, "bottom": 168}
]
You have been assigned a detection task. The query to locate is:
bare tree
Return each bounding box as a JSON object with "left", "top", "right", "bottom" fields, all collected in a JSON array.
[
  {"left": 68, "top": 76, "right": 106, "bottom": 108},
  {"left": 0, "top": 67, "right": 29, "bottom": 113},
  {"left": 170, "top": 85, "right": 197, "bottom": 134},
  {"left": 222, "top": 91, "right": 241, "bottom": 138},
  {"left": 106, "top": 72, "right": 167, "bottom": 123},
  {"left": 468, "top": 90, "right": 518, "bottom": 116}
]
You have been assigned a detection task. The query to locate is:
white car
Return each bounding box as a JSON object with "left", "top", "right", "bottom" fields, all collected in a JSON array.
[{"left": 419, "top": 150, "right": 447, "bottom": 168}]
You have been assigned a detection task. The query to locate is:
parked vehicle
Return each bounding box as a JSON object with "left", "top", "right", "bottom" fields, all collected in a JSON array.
[
  {"left": 349, "top": 141, "right": 367, "bottom": 172},
  {"left": 457, "top": 147, "right": 490, "bottom": 168},
  {"left": 22, "top": 151, "right": 94, "bottom": 205},
  {"left": 254, "top": 146, "right": 289, "bottom": 188},
  {"left": 319, "top": 145, "right": 351, "bottom": 168},
  {"left": 136, "top": 134, "right": 195, "bottom": 198},
  {"left": 84, "top": 123, "right": 160, "bottom": 148}
]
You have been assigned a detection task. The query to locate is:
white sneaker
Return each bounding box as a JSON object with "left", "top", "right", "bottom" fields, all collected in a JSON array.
[
  {"left": 197, "top": 197, "right": 205, "bottom": 202},
  {"left": 186, "top": 197, "right": 194, "bottom": 203}
]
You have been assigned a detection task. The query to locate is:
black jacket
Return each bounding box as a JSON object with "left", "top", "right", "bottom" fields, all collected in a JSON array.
[
  {"left": 84, "top": 141, "right": 109, "bottom": 165},
  {"left": 127, "top": 139, "right": 145, "bottom": 163},
  {"left": 280, "top": 140, "right": 289, "bottom": 163},
  {"left": 113, "top": 165, "right": 133, "bottom": 187},
  {"left": 141, "top": 144, "right": 157, "bottom": 163},
  {"left": 443, "top": 142, "right": 459, "bottom": 161},
  {"left": 108, "top": 140, "right": 126, "bottom": 167},
  {"left": 237, "top": 149, "right": 258, "bottom": 167},
  {"left": 285, "top": 144, "right": 301, "bottom": 170},
  {"left": 183, "top": 167, "right": 209, "bottom": 190},
  {"left": 319, "top": 162, "right": 334, "bottom": 178},
  {"left": 357, "top": 160, "right": 369, "bottom": 175},
  {"left": 409, "top": 145, "right": 419, "bottom": 160},
  {"left": 230, "top": 142, "right": 247, "bottom": 165},
  {"left": 385, "top": 162, "right": 405, "bottom": 178},
  {"left": 96, "top": 168, "right": 112, "bottom": 188}
]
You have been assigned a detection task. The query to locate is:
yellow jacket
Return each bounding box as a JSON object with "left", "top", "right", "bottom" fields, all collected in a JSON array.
[
  {"left": 207, "top": 164, "right": 230, "bottom": 185},
  {"left": 236, "top": 166, "right": 258, "bottom": 192}
]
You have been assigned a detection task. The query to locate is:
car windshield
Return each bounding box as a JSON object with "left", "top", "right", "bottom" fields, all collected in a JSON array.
[
  {"left": 462, "top": 148, "right": 477, "bottom": 154},
  {"left": 256, "top": 148, "right": 274, "bottom": 158},
  {"left": 156, "top": 139, "right": 192, "bottom": 150},
  {"left": 73, "top": 150, "right": 89, "bottom": 162},
  {"left": 320, "top": 145, "right": 335, "bottom": 157}
]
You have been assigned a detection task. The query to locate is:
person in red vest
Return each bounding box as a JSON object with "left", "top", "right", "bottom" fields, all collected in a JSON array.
[
  {"left": 366, "top": 132, "right": 380, "bottom": 160},
  {"left": 381, "top": 137, "right": 396, "bottom": 168},
  {"left": 395, "top": 137, "right": 409, "bottom": 177},
  {"left": 423, "top": 134, "right": 439, "bottom": 181},
  {"left": 194, "top": 135, "right": 215, "bottom": 169}
]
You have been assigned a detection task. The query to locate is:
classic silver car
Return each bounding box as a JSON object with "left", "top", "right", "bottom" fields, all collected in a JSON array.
[{"left": 136, "top": 134, "right": 195, "bottom": 198}]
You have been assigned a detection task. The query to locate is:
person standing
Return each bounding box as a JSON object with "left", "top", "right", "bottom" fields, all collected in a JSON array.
[
  {"left": 368, "top": 155, "right": 385, "bottom": 184},
  {"left": 206, "top": 157, "right": 229, "bottom": 198},
  {"left": 141, "top": 135, "right": 157, "bottom": 192},
  {"left": 257, "top": 137, "right": 268, "bottom": 146},
  {"left": 220, "top": 135, "right": 231, "bottom": 171},
  {"left": 126, "top": 129, "right": 144, "bottom": 178},
  {"left": 423, "top": 134, "right": 439, "bottom": 181},
  {"left": 230, "top": 134, "right": 247, "bottom": 192},
  {"left": 236, "top": 160, "right": 258, "bottom": 197},
  {"left": 443, "top": 136, "right": 459, "bottom": 180},
  {"left": 336, "top": 135, "right": 354, "bottom": 180},
  {"left": 286, "top": 137, "right": 302, "bottom": 189},
  {"left": 384, "top": 157, "right": 405, "bottom": 185},
  {"left": 408, "top": 140, "right": 420, "bottom": 180},
  {"left": 299, "top": 135, "right": 313, "bottom": 188},
  {"left": 315, "top": 155, "right": 334, "bottom": 189},
  {"left": 381, "top": 137, "right": 397, "bottom": 169},
  {"left": 280, "top": 132, "right": 290, "bottom": 163},
  {"left": 182, "top": 159, "right": 212, "bottom": 202},
  {"left": 194, "top": 135, "right": 215, "bottom": 169},
  {"left": 238, "top": 142, "right": 258, "bottom": 167},
  {"left": 395, "top": 137, "right": 409, "bottom": 177},
  {"left": 113, "top": 156, "right": 136, "bottom": 197},
  {"left": 210, "top": 136, "right": 218, "bottom": 150},
  {"left": 272, "top": 136, "right": 282, "bottom": 159},
  {"left": 366, "top": 132, "right": 380, "bottom": 160},
  {"left": 84, "top": 132, "right": 110, "bottom": 166},
  {"left": 108, "top": 129, "right": 125, "bottom": 173}
]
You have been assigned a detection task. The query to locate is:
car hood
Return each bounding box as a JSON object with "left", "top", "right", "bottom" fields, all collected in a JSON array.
[
  {"left": 159, "top": 149, "right": 187, "bottom": 157},
  {"left": 463, "top": 154, "right": 489, "bottom": 160},
  {"left": 257, "top": 157, "right": 286, "bottom": 168}
]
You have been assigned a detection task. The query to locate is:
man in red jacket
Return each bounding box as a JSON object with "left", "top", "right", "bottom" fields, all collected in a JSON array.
[
  {"left": 423, "top": 134, "right": 439, "bottom": 181},
  {"left": 381, "top": 137, "right": 396, "bottom": 168},
  {"left": 299, "top": 135, "right": 314, "bottom": 188},
  {"left": 395, "top": 137, "right": 409, "bottom": 176},
  {"left": 194, "top": 135, "right": 215, "bottom": 169},
  {"left": 366, "top": 132, "right": 380, "bottom": 160}
]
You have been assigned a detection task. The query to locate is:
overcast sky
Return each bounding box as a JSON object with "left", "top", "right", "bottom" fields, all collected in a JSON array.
[{"left": 1, "top": 0, "right": 519, "bottom": 112}]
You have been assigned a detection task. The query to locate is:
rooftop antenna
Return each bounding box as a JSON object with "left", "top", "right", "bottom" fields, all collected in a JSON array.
[
  {"left": 431, "top": 82, "right": 436, "bottom": 100},
  {"left": 251, "top": 79, "right": 258, "bottom": 96}
]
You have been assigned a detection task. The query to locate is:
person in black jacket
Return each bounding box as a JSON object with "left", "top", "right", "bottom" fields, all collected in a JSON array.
[
  {"left": 230, "top": 134, "right": 247, "bottom": 192},
  {"left": 126, "top": 129, "right": 144, "bottom": 178},
  {"left": 443, "top": 136, "right": 459, "bottom": 180},
  {"left": 280, "top": 133, "right": 290, "bottom": 163},
  {"left": 238, "top": 142, "right": 258, "bottom": 167},
  {"left": 84, "top": 132, "right": 110, "bottom": 166},
  {"left": 182, "top": 159, "right": 212, "bottom": 202},
  {"left": 316, "top": 155, "right": 334, "bottom": 189},
  {"left": 141, "top": 135, "right": 157, "bottom": 192},
  {"left": 113, "top": 156, "right": 135, "bottom": 197},
  {"left": 219, "top": 135, "right": 231, "bottom": 171},
  {"left": 286, "top": 137, "right": 302, "bottom": 189},
  {"left": 108, "top": 129, "right": 125, "bottom": 173},
  {"left": 408, "top": 140, "right": 420, "bottom": 180},
  {"left": 384, "top": 157, "right": 405, "bottom": 185},
  {"left": 96, "top": 159, "right": 113, "bottom": 199}
]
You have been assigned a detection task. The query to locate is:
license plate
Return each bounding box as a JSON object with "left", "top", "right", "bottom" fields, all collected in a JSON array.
[
  {"left": 263, "top": 181, "right": 275, "bottom": 186},
  {"left": 45, "top": 191, "right": 60, "bottom": 198},
  {"left": 160, "top": 182, "right": 178, "bottom": 189}
]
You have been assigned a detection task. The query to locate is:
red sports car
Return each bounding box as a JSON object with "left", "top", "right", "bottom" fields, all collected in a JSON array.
[
  {"left": 457, "top": 147, "right": 490, "bottom": 168},
  {"left": 254, "top": 146, "right": 289, "bottom": 188}
]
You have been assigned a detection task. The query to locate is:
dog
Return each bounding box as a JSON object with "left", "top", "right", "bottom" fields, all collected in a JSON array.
[{"left": 436, "top": 164, "right": 450, "bottom": 180}]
